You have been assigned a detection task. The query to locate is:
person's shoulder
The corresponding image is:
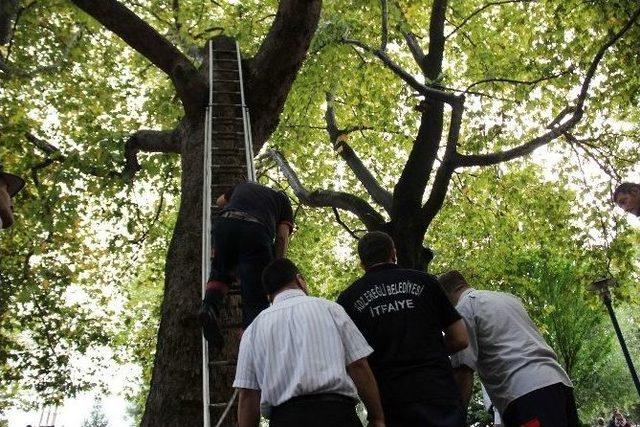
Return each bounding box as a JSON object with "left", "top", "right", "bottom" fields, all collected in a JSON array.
[
  {"left": 397, "top": 267, "right": 437, "bottom": 280},
  {"left": 398, "top": 268, "right": 442, "bottom": 289},
  {"left": 337, "top": 280, "right": 361, "bottom": 302},
  {"left": 303, "top": 295, "right": 344, "bottom": 310}
]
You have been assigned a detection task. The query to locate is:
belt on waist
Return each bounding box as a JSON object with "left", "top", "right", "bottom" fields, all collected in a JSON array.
[
  {"left": 220, "top": 210, "right": 262, "bottom": 224},
  {"left": 274, "top": 393, "right": 356, "bottom": 411}
]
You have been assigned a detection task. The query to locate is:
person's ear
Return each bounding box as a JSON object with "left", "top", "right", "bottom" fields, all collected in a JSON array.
[{"left": 296, "top": 274, "right": 309, "bottom": 294}]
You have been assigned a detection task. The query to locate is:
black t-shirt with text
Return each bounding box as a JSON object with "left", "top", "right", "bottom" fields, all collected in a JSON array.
[
  {"left": 337, "top": 263, "right": 462, "bottom": 407},
  {"left": 223, "top": 182, "right": 294, "bottom": 239}
]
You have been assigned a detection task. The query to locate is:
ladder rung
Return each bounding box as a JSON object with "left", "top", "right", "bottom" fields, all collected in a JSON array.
[
  {"left": 210, "top": 103, "right": 242, "bottom": 107},
  {"left": 211, "top": 79, "right": 240, "bottom": 83},
  {"left": 212, "top": 164, "right": 249, "bottom": 170},
  {"left": 210, "top": 402, "right": 236, "bottom": 408},
  {"left": 212, "top": 58, "right": 238, "bottom": 62},
  {"left": 210, "top": 68, "right": 238, "bottom": 72},
  {"left": 212, "top": 117, "right": 244, "bottom": 121},
  {"left": 212, "top": 147, "right": 246, "bottom": 152},
  {"left": 211, "top": 49, "right": 237, "bottom": 53},
  {"left": 214, "top": 91, "right": 241, "bottom": 95},
  {"left": 211, "top": 131, "right": 245, "bottom": 135},
  {"left": 210, "top": 359, "right": 237, "bottom": 367}
]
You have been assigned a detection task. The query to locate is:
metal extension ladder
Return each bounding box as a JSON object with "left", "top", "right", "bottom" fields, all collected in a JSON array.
[
  {"left": 37, "top": 404, "right": 58, "bottom": 427},
  {"left": 202, "top": 38, "right": 256, "bottom": 427}
]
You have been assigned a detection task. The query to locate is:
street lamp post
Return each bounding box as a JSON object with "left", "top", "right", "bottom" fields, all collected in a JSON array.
[{"left": 589, "top": 278, "right": 640, "bottom": 399}]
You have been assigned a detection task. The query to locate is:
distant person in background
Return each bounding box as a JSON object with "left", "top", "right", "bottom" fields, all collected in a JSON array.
[
  {"left": 613, "top": 182, "right": 640, "bottom": 217},
  {"left": 608, "top": 409, "right": 631, "bottom": 427},
  {"left": 0, "top": 164, "right": 25, "bottom": 230}
]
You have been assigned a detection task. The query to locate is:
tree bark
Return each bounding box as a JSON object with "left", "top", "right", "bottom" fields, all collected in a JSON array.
[
  {"left": 137, "top": 0, "right": 322, "bottom": 420},
  {"left": 140, "top": 117, "right": 206, "bottom": 427}
]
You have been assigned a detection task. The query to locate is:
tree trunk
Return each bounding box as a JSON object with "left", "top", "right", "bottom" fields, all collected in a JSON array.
[
  {"left": 141, "top": 116, "right": 206, "bottom": 427},
  {"left": 390, "top": 218, "right": 430, "bottom": 271},
  {"left": 141, "top": 36, "right": 249, "bottom": 427}
]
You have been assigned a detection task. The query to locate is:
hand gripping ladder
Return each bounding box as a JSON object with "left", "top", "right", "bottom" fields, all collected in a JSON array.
[{"left": 202, "top": 39, "right": 256, "bottom": 427}]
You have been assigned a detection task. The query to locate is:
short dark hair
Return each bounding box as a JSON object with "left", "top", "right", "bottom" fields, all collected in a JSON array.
[
  {"left": 437, "top": 270, "right": 468, "bottom": 295},
  {"left": 613, "top": 182, "right": 640, "bottom": 201},
  {"left": 262, "top": 258, "right": 300, "bottom": 295},
  {"left": 358, "top": 231, "right": 395, "bottom": 268}
]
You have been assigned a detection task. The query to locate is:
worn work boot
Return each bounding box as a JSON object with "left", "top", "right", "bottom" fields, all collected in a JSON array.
[{"left": 200, "top": 298, "right": 224, "bottom": 350}]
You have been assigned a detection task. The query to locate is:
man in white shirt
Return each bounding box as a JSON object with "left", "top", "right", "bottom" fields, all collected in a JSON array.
[
  {"left": 0, "top": 164, "right": 25, "bottom": 230},
  {"left": 439, "top": 270, "right": 579, "bottom": 427},
  {"left": 234, "top": 258, "right": 385, "bottom": 427}
]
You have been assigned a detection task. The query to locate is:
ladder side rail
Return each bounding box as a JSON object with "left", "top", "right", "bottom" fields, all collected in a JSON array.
[
  {"left": 235, "top": 41, "right": 255, "bottom": 182},
  {"left": 38, "top": 407, "right": 45, "bottom": 426},
  {"left": 244, "top": 108, "right": 256, "bottom": 181},
  {"left": 202, "top": 38, "right": 214, "bottom": 427},
  {"left": 213, "top": 389, "right": 239, "bottom": 427}
]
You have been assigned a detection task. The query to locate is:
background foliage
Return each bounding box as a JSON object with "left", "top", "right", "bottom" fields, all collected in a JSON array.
[{"left": 1, "top": 0, "right": 640, "bottom": 425}]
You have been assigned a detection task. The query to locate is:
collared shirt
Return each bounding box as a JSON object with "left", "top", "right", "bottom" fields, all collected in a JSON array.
[
  {"left": 450, "top": 289, "right": 572, "bottom": 415},
  {"left": 233, "top": 289, "right": 373, "bottom": 416},
  {"left": 337, "top": 263, "right": 462, "bottom": 406}
]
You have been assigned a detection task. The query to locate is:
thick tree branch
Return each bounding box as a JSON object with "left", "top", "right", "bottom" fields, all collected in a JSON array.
[
  {"left": 424, "top": 0, "right": 447, "bottom": 80},
  {"left": 390, "top": 0, "right": 426, "bottom": 71},
  {"left": 25, "top": 130, "right": 178, "bottom": 181},
  {"left": 267, "top": 149, "right": 386, "bottom": 230},
  {"left": 123, "top": 130, "right": 180, "bottom": 181},
  {"left": 245, "top": 0, "right": 322, "bottom": 149},
  {"left": 341, "top": 37, "right": 457, "bottom": 105},
  {"left": 421, "top": 97, "right": 464, "bottom": 227},
  {"left": 0, "top": 0, "right": 18, "bottom": 45},
  {"left": 69, "top": 0, "right": 205, "bottom": 117},
  {"left": 25, "top": 132, "right": 120, "bottom": 178},
  {"left": 446, "top": 0, "right": 534, "bottom": 39},
  {"left": 392, "top": 0, "right": 449, "bottom": 219},
  {"left": 324, "top": 93, "right": 393, "bottom": 212},
  {"left": 456, "top": 6, "right": 640, "bottom": 168},
  {"left": 404, "top": 31, "right": 426, "bottom": 72},
  {"left": 380, "top": 0, "right": 388, "bottom": 51}
]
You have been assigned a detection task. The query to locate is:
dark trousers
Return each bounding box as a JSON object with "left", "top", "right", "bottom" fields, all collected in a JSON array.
[
  {"left": 269, "top": 394, "right": 362, "bottom": 427},
  {"left": 210, "top": 217, "right": 273, "bottom": 327},
  {"left": 384, "top": 401, "right": 466, "bottom": 427},
  {"left": 502, "top": 383, "right": 580, "bottom": 427}
]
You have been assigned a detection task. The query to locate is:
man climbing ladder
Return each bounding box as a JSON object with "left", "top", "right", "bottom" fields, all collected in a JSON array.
[{"left": 201, "top": 181, "right": 294, "bottom": 348}]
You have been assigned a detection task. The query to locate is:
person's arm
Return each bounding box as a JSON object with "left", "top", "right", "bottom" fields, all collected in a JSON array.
[
  {"left": 215, "top": 193, "right": 227, "bottom": 208},
  {"left": 453, "top": 365, "right": 474, "bottom": 409},
  {"left": 237, "top": 388, "right": 261, "bottom": 427},
  {"left": 274, "top": 223, "right": 290, "bottom": 258},
  {"left": 443, "top": 319, "right": 469, "bottom": 354},
  {"left": 347, "top": 357, "right": 385, "bottom": 427}
]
